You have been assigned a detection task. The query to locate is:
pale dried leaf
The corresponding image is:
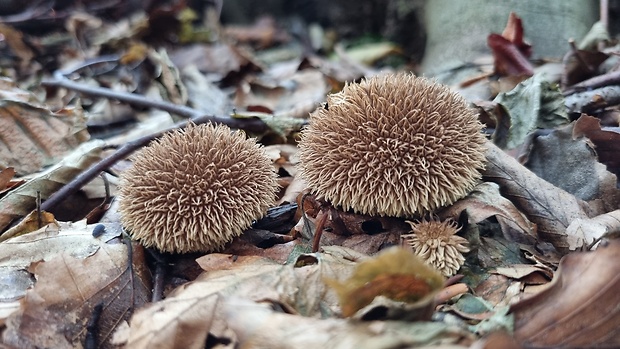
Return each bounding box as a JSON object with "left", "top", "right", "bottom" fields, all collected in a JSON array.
[
  {"left": 0, "top": 100, "right": 90, "bottom": 175},
  {"left": 0, "top": 140, "right": 104, "bottom": 233},
  {"left": 565, "top": 209, "right": 620, "bottom": 249},
  {"left": 224, "top": 297, "right": 472, "bottom": 349},
  {"left": 170, "top": 43, "right": 261, "bottom": 79},
  {"left": 512, "top": 239, "right": 620, "bottom": 348},
  {"left": 343, "top": 42, "right": 403, "bottom": 66},
  {"left": 126, "top": 248, "right": 360, "bottom": 349},
  {"left": 181, "top": 65, "right": 231, "bottom": 115},
  {"left": 148, "top": 48, "right": 188, "bottom": 106},
  {"left": 1, "top": 221, "right": 150, "bottom": 348},
  {"left": 482, "top": 140, "right": 592, "bottom": 253},
  {"left": 0, "top": 78, "right": 39, "bottom": 103},
  {"left": 439, "top": 182, "right": 536, "bottom": 244},
  {"left": 234, "top": 70, "right": 328, "bottom": 118}
]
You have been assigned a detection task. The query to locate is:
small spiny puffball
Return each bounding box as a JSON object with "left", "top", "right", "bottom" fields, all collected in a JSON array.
[
  {"left": 402, "top": 219, "right": 470, "bottom": 277},
  {"left": 298, "top": 72, "right": 486, "bottom": 217},
  {"left": 119, "top": 123, "right": 279, "bottom": 253}
]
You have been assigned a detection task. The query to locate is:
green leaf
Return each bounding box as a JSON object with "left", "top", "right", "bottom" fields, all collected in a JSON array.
[{"left": 493, "top": 74, "right": 569, "bottom": 149}]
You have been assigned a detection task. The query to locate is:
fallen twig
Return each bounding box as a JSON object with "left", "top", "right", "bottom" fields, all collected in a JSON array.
[
  {"left": 39, "top": 74, "right": 271, "bottom": 212},
  {"left": 565, "top": 85, "right": 620, "bottom": 114},
  {"left": 563, "top": 70, "right": 620, "bottom": 96}
]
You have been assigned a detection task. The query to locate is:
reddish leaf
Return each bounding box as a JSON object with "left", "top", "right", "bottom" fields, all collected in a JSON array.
[
  {"left": 488, "top": 12, "right": 534, "bottom": 77},
  {"left": 572, "top": 114, "right": 620, "bottom": 179},
  {"left": 501, "top": 12, "right": 532, "bottom": 57},
  {"left": 488, "top": 34, "right": 534, "bottom": 77}
]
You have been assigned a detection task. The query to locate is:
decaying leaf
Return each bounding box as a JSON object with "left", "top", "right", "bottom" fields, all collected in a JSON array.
[
  {"left": 572, "top": 114, "right": 620, "bottom": 183},
  {"left": 325, "top": 247, "right": 444, "bottom": 318},
  {"left": 482, "top": 140, "right": 592, "bottom": 253},
  {"left": 0, "top": 140, "right": 104, "bottom": 233},
  {"left": 0, "top": 167, "right": 24, "bottom": 195},
  {"left": 223, "top": 297, "right": 474, "bottom": 349},
  {"left": 565, "top": 209, "right": 620, "bottom": 250},
  {"left": 0, "top": 210, "right": 58, "bottom": 242},
  {"left": 169, "top": 43, "right": 262, "bottom": 80},
  {"left": 0, "top": 100, "right": 90, "bottom": 176},
  {"left": 1, "top": 221, "right": 150, "bottom": 348},
  {"left": 439, "top": 182, "right": 537, "bottom": 244},
  {"left": 234, "top": 69, "right": 329, "bottom": 118},
  {"left": 512, "top": 239, "right": 620, "bottom": 348},
  {"left": 125, "top": 247, "right": 360, "bottom": 348}
]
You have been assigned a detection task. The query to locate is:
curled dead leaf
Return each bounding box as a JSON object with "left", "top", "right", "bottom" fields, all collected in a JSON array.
[
  {"left": 512, "top": 239, "right": 620, "bottom": 348},
  {"left": 325, "top": 247, "right": 444, "bottom": 318}
]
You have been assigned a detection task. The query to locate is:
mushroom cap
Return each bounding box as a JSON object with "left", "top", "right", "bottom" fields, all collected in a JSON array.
[
  {"left": 298, "top": 73, "right": 486, "bottom": 217},
  {"left": 402, "top": 219, "right": 470, "bottom": 277},
  {"left": 118, "top": 123, "right": 278, "bottom": 254}
]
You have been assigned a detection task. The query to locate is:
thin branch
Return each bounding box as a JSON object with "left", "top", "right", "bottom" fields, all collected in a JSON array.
[
  {"left": 42, "top": 73, "right": 268, "bottom": 134},
  {"left": 38, "top": 75, "right": 271, "bottom": 211},
  {"left": 40, "top": 114, "right": 242, "bottom": 212}
]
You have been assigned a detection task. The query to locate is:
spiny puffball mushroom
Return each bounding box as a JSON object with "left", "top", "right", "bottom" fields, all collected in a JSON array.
[
  {"left": 298, "top": 73, "right": 486, "bottom": 217},
  {"left": 402, "top": 219, "right": 470, "bottom": 277},
  {"left": 118, "top": 123, "right": 279, "bottom": 254}
]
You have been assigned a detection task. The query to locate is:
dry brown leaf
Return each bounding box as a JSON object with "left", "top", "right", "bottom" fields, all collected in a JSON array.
[
  {"left": 0, "top": 210, "right": 58, "bottom": 242},
  {"left": 482, "top": 140, "right": 593, "bottom": 253},
  {"left": 439, "top": 182, "right": 536, "bottom": 244},
  {"left": 512, "top": 239, "right": 620, "bottom": 348},
  {"left": 565, "top": 209, "right": 620, "bottom": 249},
  {"left": 0, "top": 78, "right": 39, "bottom": 104},
  {"left": 0, "top": 100, "right": 90, "bottom": 176},
  {"left": 181, "top": 65, "right": 231, "bottom": 115},
  {"left": 125, "top": 248, "right": 361, "bottom": 349},
  {"left": 223, "top": 16, "right": 290, "bottom": 48},
  {"left": 0, "top": 140, "right": 103, "bottom": 233},
  {"left": 169, "top": 43, "right": 262, "bottom": 79},
  {"left": 325, "top": 247, "right": 444, "bottom": 319},
  {"left": 223, "top": 297, "right": 473, "bottom": 349},
  {"left": 1, "top": 221, "right": 150, "bottom": 348},
  {"left": 148, "top": 48, "right": 188, "bottom": 106},
  {"left": 0, "top": 24, "right": 34, "bottom": 71},
  {"left": 234, "top": 69, "right": 329, "bottom": 118},
  {"left": 0, "top": 167, "right": 16, "bottom": 191}
]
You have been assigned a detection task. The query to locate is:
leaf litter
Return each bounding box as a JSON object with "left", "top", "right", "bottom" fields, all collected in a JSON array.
[{"left": 0, "top": 3, "right": 619, "bottom": 349}]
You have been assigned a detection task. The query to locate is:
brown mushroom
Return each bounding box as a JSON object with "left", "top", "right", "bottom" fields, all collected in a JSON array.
[
  {"left": 298, "top": 72, "right": 486, "bottom": 217},
  {"left": 118, "top": 123, "right": 279, "bottom": 254}
]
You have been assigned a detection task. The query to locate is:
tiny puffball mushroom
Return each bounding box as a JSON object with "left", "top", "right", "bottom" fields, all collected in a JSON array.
[
  {"left": 298, "top": 72, "right": 486, "bottom": 217},
  {"left": 402, "top": 219, "right": 470, "bottom": 277},
  {"left": 118, "top": 123, "right": 279, "bottom": 254}
]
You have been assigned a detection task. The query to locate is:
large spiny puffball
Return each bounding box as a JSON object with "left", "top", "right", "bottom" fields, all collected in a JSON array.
[
  {"left": 119, "top": 123, "right": 279, "bottom": 253},
  {"left": 298, "top": 73, "right": 486, "bottom": 217}
]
